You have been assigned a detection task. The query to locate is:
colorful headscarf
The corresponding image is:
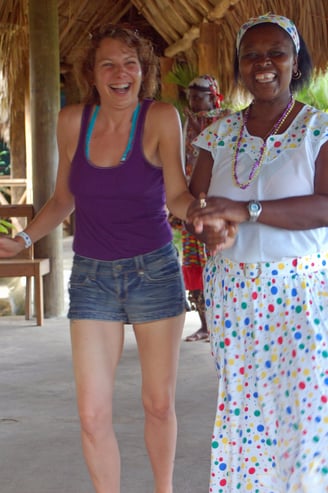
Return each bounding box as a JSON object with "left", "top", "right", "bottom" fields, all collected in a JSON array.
[
  {"left": 236, "top": 13, "right": 300, "bottom": 54},
  {"left": 187, "top": 75, "right": 223, "bottom": 108}
]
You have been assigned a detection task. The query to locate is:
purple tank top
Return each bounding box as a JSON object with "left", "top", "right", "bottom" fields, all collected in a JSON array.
[{"left": 69, "top": 99, "right": 172, "bottom": 260}]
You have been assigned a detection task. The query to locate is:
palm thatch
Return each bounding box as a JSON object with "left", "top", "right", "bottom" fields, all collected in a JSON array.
[{"left": 0, "top": 0, "right": 328, "bottom": 143}]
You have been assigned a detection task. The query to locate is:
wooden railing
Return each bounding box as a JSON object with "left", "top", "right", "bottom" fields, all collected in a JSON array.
[
  {"left": 0, "top": 178, "right": 74, "bottom": 234},
  {"left": 0, "top": 178, "right": 28, "bottom": 206}
]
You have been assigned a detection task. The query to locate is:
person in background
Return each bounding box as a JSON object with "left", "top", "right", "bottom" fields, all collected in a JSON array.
[
  {"left": 187, "top": 13, "right": 328, "bottom": 493},
  {"left": 0, "top": 25, "right": 229, "bottom": 493},
  {"left": 177, "top": 75, "right": 227, "bottom": 342}
]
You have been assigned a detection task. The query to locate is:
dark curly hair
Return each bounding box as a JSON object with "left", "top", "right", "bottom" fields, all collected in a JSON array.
[
  {"left": 74, "top": 24, "right": 159, "bottom": 104},
  {"left": 233, "top": 25, "right": 313, "bottom": 93}
]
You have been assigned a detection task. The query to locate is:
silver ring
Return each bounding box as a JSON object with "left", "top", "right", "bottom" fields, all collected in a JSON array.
[{"left": 200, "top": 198, "right": 207, "bottom": 208}]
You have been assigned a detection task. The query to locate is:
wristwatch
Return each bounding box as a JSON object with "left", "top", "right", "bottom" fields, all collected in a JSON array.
[{"left": 247, "top": 200, "right": 262, "bottom": 223}]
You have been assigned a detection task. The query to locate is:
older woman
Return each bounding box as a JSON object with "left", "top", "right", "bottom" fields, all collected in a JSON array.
[{"left": 188, "top": 13, "right": 328, "bottom": 493}]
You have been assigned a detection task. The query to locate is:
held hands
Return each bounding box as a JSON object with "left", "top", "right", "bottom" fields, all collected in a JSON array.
[
  {"left": 0, "top": 236, "right": 24, "bottom": 258},
  {"left": 186, "top": 194, "right": 242, "bottom": 255},
  {"left": 202, "top": 219, "right": 237, "bottom": 255}
]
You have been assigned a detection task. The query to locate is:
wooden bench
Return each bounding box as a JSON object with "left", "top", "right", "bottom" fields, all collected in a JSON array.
[{"left": 0, "top": 204, "right": 50, "bottom": 325}]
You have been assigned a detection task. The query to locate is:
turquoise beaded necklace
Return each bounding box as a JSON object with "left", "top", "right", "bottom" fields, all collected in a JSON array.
[{"left": 86, "top": 103, "right": 141, "bottom": 162}]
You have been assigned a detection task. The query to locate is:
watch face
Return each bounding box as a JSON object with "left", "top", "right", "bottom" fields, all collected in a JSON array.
[
  {"left": 248, "top": 200, "right": 262, "bottom": 222},
  {"left": 250, "top": 203, "right": 260, "bottom": 213}
]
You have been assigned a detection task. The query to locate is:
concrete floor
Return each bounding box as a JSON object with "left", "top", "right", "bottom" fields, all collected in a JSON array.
[{"left": 0, "top": 237, "right": 218, "bottom": 493}]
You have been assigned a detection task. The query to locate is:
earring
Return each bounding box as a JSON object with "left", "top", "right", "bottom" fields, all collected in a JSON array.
[{"left": 292, "top": 69, "right": 302, "bottom": 80}]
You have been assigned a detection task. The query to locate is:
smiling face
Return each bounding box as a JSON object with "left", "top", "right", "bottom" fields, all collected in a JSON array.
[
  {"left": 238, "top": 23, "right": 298, "bottom": 102},
  {"left": 93, "top": 38, "right": 142, "bottom": 106}
]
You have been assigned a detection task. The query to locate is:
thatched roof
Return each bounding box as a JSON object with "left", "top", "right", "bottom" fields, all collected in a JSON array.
[{"left": 1, "top": 0, "right": 328, "bottom": 140}]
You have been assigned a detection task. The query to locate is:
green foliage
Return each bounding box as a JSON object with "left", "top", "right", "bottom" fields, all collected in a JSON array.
[
  {"left": 164, "top": 61, "right": 198, "bottom": 89},
  {"left": 0, "top": 142, "right": 10, "bottom": 176},
  {"left": 295, "top": 70, "right": 328, "bottom": 110},
  {"left": 0, "top": 142, "right": 12, "bottom": 230},
  {"left": 162, "top": 61, "right": 198, "bottom": 122},
  {"left": 172, "top": 228, "right": 182, "bottom": 258},
  {"left": 0, "top": 218, "right": 13, "bottom": 234},
  {"left": 0, "top": 142, "right": 11, "bottom": 204}
]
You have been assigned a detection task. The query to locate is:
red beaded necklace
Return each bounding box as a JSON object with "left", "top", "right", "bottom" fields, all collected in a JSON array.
[{"left": 232, "top": 96, "right": 295, "bottom": 190}]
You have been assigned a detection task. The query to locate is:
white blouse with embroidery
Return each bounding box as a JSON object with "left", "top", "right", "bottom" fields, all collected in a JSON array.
[{"left": 193, "top": 104, "right": 328, "bottom": 262}]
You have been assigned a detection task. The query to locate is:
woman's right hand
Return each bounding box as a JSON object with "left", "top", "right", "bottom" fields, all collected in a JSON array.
[{"left": 0, "top": 236, "right": 24, "bottom": 258}]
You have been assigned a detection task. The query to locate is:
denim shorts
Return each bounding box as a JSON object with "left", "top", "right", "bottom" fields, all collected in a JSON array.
[{"left": 67, "top": 242, "right": 187, "bottom": 323}]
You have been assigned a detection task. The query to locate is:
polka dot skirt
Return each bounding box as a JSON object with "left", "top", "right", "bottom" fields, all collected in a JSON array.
[{"left": 204, "top": 252, "right": 328, "bottom": 492}]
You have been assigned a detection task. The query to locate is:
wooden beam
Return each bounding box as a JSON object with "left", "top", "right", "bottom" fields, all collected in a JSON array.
[
  {"left": 164, "top": 25, "right": 199, "bottom": 57},
  {"left": 207, "top": 0, "right": 242, "bottom": 21},
  {"left": 163, "top": 0, "right": 242, "bottom": 58}
]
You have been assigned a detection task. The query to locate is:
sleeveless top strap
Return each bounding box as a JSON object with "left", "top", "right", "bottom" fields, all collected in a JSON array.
[
  {"left": 122, "top": 102, "right": 141, "bottom": 161},
  {"left": 77, "top": 104, "right": 93, "bottom": 158},
  {"left": 131, "top": 99, "right": 153, "bottom": 158},
  {"left": 83, "top": 101, "right": 150, "bottom": 162},
  {"left": 85, "top": 105, "right": 100, "bottom": 159}
]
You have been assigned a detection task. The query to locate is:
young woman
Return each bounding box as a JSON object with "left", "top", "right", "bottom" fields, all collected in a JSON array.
[{"left": 0, "top": 25, "right": 229, "bottom": 493}]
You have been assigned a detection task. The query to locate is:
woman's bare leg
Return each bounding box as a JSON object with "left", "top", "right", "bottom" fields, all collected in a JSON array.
[
  {"left": 70, "top": 319, "right": 124, "bottom": 493},
  {"left": 134, "top": 313, "right": 185, "bottom": 493}
]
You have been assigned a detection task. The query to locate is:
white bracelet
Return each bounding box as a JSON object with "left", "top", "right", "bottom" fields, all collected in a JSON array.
[{"left": 16, "top": 231, "right": 33, "bottom": 249}]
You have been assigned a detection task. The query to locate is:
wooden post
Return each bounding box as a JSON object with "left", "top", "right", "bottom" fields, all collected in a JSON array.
[
  {"left": 10, "top": 82, "right": 26, "bottom": 205},
  {"left": 28, "top": 0, "right": 64, "bottom": 317},
  {"left": 198, "top": 22, "right": 220, "bottom": 81},
  {"left": 25, "top": 83, "right": 32, "bottom": 204},
  {"left": 160, "top": 57, "right": 179, "bottom": 102}
]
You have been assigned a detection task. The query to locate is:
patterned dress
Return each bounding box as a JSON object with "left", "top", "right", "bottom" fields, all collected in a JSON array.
[
  {"left": 182, "top": 109, "right": 224, "bottom": 291},
  {"left": 193, "top": 104, "right": 328, "bottom": 493}
]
